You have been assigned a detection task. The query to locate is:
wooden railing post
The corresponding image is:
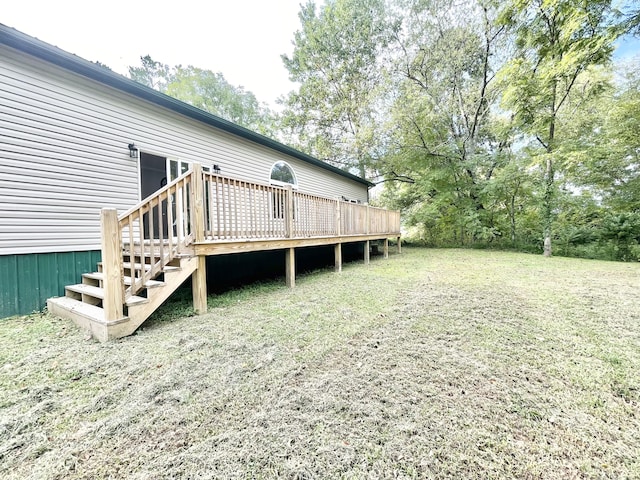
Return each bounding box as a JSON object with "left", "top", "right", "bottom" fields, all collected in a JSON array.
[
  {"left": 366, "top": 204, "right": 370, "bottom": 235},
  {"left": 191, "top": 163, "right": 205, "bottom": 243},
  {"left": 101, "top": 208, "right": 124, "bottom": 322},
  {"left": 335, "top": 198, "right": 341, "bottom": 237},
  {"left": 285, "top": 185, "right": 294, "bottom": 238},
  {"left": 190, "top": 163, "right": 207, "bottom": 314}
]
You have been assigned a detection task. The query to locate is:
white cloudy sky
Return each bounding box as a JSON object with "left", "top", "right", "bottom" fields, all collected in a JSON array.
[
  {"left": 2, "top": 0, "right": 304, "bottom": 107},
  {"left": 3, "top": 1, "right": 638, "bottom": 108}
]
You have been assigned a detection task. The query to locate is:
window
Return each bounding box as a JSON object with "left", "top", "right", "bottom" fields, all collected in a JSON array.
[
  {"left": 270, "top": 162, "right": 297, "bottom": 219},
  {"left": 270, "top": 161, "right": 297, "bottom": 187}
]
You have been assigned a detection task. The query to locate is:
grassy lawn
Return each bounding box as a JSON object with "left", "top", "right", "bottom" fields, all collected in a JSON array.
[{"left": 1, "top": 248, "right": 639, "bottom": 479}]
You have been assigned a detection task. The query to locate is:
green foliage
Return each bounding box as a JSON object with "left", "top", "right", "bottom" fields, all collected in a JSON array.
[
  {"left": 128, "top": 56, "right": 276, "bottom": 136},
  {"left": 280, "top": 0, "right": 393, "bottom": 176},
  {"left": 133, "top": 0, "right": 640, "bottom": 262},
  {"left": 498, "top": 0, "right": 620, "bottom": 255}
]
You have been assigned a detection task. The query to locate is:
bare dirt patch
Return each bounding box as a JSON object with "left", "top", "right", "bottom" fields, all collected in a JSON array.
[{"left": 1, "top": 248, "right": 639, "bottom": 478}]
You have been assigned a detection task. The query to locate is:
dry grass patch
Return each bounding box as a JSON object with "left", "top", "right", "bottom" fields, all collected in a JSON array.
[{"left": 1, "top": 248, "right": 639, "bottom": 479}]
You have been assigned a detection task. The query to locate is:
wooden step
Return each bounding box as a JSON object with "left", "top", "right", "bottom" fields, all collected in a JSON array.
[
  {"left": 48, "top": 296, "right": 105, "bottom": 323},
  {"left": 66, "top": 283, "right": 104, "bottom": 299},
  {"left": 125, "top": 295, "right": 149, "bottom": 306},
  {"left": 121, "top": 262, "right": 181, "bottom": 273},
  {"left": 66, "top": 283, "right": 147, "bottom": 306},
  {"left": 123, "top": 250, "right": 193, "bottom": 259},
  {"left": 47, "top": 296, "right": 132, "bottom": 343},
  {"left": 82, "top": 272, "right": 165, "bottom": 288},
  {"left": 97, "top": 261, "right": 182, "bottom": 274}
]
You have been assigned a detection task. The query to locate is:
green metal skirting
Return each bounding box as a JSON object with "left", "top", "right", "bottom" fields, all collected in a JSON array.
[{"left": 0, "top": 250, "right": 101, "bottom": 319}]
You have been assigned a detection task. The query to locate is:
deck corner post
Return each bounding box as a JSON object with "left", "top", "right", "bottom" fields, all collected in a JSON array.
[
  {"left": 397, "top": 236, "right": 402, "bottom": 254},
  {"left": 100, "top": 208, "right": 124, "bottom": 322},
  {"left": 364, "top": 240, "right": 370, "bottom": 265},
  {"left": 384, "top": 238, "right": 389, "bottom": 259},
  {"left": 192, "top": 256, "right": 207, "bottom": 314},
  {"left": 334, "top": 243, "right": 342, "bottom": 272},
  {"left": 191, "top": 162, "right": 205, "bottom": 243},
  {"left": 285, "top": 247, "right": 296, "bottom": 288},
  {"left": 285, "top": 185, "right": 294, "bottom": 238}
]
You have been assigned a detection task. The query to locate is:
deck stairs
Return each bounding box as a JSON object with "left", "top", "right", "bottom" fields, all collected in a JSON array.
[
  {"left": 48, "top": 168, "right": 203, "bottom": 341},
  {"left": 48, "top": 245, "right": 198, "bottom": 341}
]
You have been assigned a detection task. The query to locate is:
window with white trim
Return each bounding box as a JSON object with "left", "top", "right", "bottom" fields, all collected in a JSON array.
[
  {"left": 270, "top": 161, "right": 297, "bottom": 187},
  {"left": 269, "top": 161, "right": 297, "bottom": 219}
]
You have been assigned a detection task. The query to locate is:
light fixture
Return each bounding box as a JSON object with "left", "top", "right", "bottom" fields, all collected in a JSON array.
[
  {"left": 213, "top": 164, "right": 221, "bottom": 173},
  {"left": 128, "top": 143, "right": 138, "bottom": 158}
]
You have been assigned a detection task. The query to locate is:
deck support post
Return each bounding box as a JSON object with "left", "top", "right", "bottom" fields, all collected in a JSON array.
[
  {"left": 334, "top": 243, "right": 342, "bottom": 272},
  {"left": 285, "top": 247, "right": 296, "bottom": 288},
  {"left": 364, "top": 240, "right": 370, "bottom": 265},
  {"left": 100, "top": 208, "right": 124, "bottom": 322},
  {"left": 397, "top": 236, "right": 402, "bottom": 254},
  {"left": 190, "top": 163, "right": 207, "bottom": 314},
  {"left": 192, "top": 256, "right": 207, "bottom": 314},
  {"left": 384, "top": 238, "right": 389, "bottom": 259}
]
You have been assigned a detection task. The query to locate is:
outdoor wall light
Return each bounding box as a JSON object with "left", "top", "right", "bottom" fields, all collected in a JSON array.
[{"left": 128, "top": 143, "right": 139, "bottom": 158}]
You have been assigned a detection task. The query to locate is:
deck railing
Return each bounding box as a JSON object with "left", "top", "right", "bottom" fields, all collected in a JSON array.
[
  {"left": 202, "top": 170, "right": 401, "bottom": 241},
  {"left": 100, "top": 163, "right": 400, "bottom": 320}
]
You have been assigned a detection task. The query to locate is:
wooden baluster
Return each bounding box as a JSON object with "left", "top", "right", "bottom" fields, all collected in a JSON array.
[
  {"left": 167, "top": 185, "right": 174, "bottom": 256},
  {"left": 207, "top": 174, "right": 214, "bottom": 240},
  {"left": 252, "top": 185, "right": 257, "bottom": 238},
  {"left": 148, "top": 198, "right": 155, "bottom": 275},
  {"left": 157, "top": 193, "right": 165, "bottom": 266},
  {"left": 220, "top": 177, "right": 226, "bottom": 239},
  {"left": 138, "top": 206, "right": 145, "bottom": 288},
  {"left": 215, "top": 176, "right": 221, "bottom": 239},
  {"left": 175, "top": 180, "right": 184, "bottom": 249},
  {"left": 127, "top": 215, "right": 135, "bottom": 292}
]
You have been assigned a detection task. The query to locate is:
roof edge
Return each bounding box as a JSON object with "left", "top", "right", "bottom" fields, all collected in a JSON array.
[{"left": 0, "top": 24, "right": 374, "bottom": 188}]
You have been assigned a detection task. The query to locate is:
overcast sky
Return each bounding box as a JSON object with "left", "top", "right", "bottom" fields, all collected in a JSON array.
[
  {"left": 2, "top": 0, "right": 304, "bottom": 107},
  {"left": 3, "top": 1, "right": 638, "bottom": 109}
]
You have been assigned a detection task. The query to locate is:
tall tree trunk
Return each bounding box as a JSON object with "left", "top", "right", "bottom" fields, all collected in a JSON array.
[
  {"left": 543, "top": 80, "right": 558, "bottom": 258},
  {"left": 510, "top": 194, "right": 516, "bottom": 244},
  {"left": 543, "top": 153, "right": 554, "bottom": 257}
]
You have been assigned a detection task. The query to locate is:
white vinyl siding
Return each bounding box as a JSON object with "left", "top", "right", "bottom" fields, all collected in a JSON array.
[{"left": 0, "top": 45, "right": 368, "bottom": 256}]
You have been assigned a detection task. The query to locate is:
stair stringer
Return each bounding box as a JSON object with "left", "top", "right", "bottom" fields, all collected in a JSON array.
[{"left": 107, "top": 256, "right": 199, "bottom": 339}]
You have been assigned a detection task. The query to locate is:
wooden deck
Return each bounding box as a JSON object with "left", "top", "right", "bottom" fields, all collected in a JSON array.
[{"left": 48, "top": 164, "right": 401, "bottom": 341}]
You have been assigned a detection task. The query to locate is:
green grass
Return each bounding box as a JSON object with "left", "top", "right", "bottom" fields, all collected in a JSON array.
[{"left": 1, "top": 248, "right": 639, "bottom": 479}]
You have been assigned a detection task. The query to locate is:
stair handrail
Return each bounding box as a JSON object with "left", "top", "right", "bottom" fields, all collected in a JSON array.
[{"left": 116, "top": 168, "right": 195, "bottom": 298}]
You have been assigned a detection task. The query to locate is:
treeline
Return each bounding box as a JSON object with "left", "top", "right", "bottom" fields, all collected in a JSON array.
[
  {"left": 279, "top": 0, "right": 640, "bottom": 261},
  {"left": 129, "top": 1, "right": 640, "bottom": 261}
]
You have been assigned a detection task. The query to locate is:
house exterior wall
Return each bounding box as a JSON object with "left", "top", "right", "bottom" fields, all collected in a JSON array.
[
  {"left": 0, "top": 43, "right": 368, "bottom": 258},
  {"left": 0, "top": 40, "right": 370, "bottom": 319},
  {"left": 0, "top": 250, "right": 101, "bottom": 318}
]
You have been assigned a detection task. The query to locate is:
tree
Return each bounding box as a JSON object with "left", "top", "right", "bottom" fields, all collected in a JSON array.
[
  {"left": 499, "top": 0, "right": 620, "bottom": 256},
  {"left": 383, "top": 0, "right": 512, "bottom": 244},
  {"left": 128, "top": 55, "right": 173, "bottom": 91},
  {"left": 280, "top": 0, "right": 393, "bottom": 177},
  {"left": 128, "top": 56, "right": 275, "bottom": 135}
]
